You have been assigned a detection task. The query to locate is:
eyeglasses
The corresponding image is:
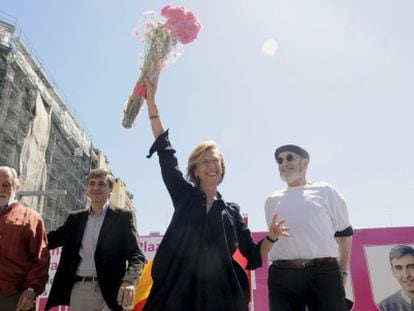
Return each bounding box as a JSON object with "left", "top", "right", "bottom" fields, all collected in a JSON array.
[{"left": 276, "top": 153, "right": 294, "bottom": 165}]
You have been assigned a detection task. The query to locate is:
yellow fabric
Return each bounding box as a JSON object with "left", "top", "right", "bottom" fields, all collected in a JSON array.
[{"left": 133, "top": 260, "right": 153, "bottom": 305}]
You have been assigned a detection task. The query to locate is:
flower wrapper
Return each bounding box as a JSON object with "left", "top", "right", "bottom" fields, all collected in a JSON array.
[{"left": 122, "top": 6, "right": 201, "bottom": 129}]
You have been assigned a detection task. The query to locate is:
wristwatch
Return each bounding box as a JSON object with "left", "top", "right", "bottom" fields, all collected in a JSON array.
[{"left": 340, "top": 271, "right": 349, "bottom": 278}]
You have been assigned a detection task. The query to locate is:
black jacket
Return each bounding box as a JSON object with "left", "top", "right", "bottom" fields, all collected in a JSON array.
[
  {"left": 46, "top": 206, "right": 145, "bottom": 310},
  {"left": 144, "top": 130, "right": 263, "bottom": 311}
]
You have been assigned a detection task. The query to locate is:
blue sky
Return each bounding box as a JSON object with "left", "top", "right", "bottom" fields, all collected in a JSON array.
[{"left": 2, "top": 0, "right": 414, "bottom": 235}]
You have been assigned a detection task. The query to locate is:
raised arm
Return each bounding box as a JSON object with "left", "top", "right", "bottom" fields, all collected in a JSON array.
[
  {"left": 144, "top": 76, "right": 165, "bottom": 139},
  {"left": 144, "top": 76, "right": 192, "bottom": 204}
]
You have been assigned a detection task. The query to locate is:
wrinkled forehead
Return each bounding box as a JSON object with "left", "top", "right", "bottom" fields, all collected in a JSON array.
[
  {"left": 0, "top": 169, "right": 16, "bottom": 182},
  {"left": 200, "top": 148, "right": 220, "bottom": 159}
]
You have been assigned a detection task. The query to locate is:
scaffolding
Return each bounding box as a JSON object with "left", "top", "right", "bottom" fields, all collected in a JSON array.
[{"left": 0, "top": 18, "right": 92, "bottom": 156}]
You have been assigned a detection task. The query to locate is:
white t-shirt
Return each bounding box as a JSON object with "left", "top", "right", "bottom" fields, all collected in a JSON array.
[{"left": 264, "top": 181, "right": 351, "bottom": 261}]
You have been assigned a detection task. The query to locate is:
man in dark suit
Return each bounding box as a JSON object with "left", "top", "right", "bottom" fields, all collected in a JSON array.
[{"left": 46, "top": 168, "right": 145, "bottom": 311}]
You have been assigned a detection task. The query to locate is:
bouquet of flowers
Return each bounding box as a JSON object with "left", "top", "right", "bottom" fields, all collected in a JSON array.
[{"left": 122, "top": 5, "right": 202, "bottom": 128}]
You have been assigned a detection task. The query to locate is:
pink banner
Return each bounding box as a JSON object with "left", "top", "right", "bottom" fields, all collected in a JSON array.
[
  {"left": 37, "top": 228, "right": 414, "bottom": 311},
  {"left": 348, "top": 226, "right": 414, "bottom": 310},
  {"left": 252, "top": 227, "right": 414, "bottom": 311}
]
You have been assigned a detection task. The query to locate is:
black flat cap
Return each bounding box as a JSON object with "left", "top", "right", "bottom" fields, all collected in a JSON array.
[{"left": 274, "top": 144, "right": 310, "bottom": 160}]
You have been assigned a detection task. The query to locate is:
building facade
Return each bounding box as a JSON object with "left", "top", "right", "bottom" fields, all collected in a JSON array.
[{"left": 0, "top": 18, "right": 134, "bottom": 230}]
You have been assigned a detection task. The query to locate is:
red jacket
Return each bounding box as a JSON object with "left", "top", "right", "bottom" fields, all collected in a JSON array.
[{"left": 0, "top": 202, "right": 50, "bottom": 296}]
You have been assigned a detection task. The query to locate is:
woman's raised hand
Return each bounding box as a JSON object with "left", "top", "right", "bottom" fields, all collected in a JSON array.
[
  {"left": 144, "top": 75, "right": 159, "bottom": 106},
  {"left": 268, "top": 213, "right": 290, "bottom": 241},
  {"left": 144, "top": 75, "right": 164, "bottom": 138}
]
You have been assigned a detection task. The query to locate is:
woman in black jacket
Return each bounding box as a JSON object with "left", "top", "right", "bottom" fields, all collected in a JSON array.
[{"left": 143, "top": 77, "right": 289, "bottom": 311}]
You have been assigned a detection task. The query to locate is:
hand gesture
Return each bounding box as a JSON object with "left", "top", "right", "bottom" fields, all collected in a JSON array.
[{"left": 268, "top": 213, "right": 290, "bottom": 241}]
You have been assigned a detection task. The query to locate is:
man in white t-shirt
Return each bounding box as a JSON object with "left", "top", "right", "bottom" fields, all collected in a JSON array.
[{"left": 264, "top": 144, "right": 353, "bottom": 311}]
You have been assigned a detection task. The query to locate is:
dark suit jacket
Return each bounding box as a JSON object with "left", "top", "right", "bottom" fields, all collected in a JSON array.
[{"left": 45, "top": 205, "right": 145, "bottom": 311}]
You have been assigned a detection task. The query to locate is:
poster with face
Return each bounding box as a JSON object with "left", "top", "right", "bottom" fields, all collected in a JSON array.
[
  {"left": 363, "top": 243, "right": 414, "bottom": 310},
  {"left": 38, "top": 228, "right": 414, "bottom": 311},
  {"left": 334, "top": 227, "right": 414, "bottom": 311},
  {"left": 251, "top": 227, "right": 414, "bottom": 311}
]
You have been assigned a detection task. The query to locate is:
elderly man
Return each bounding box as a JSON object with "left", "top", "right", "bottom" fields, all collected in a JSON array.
[
  {"left": 46, "top": 168, "right": 145, "bottom": 311},
  {"left": 264, "top": 145, "right": 353, "bottom": 311},
  {"left": 0, "top": 166, "right": 49, "bottom": 311},
  {"left": 379, "top": 245, "right": 414, "bottom": 310}
]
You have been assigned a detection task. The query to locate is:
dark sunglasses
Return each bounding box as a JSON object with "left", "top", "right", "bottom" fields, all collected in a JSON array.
[{"left": 276, "top": 153, "right": 294, "bottom": 165}]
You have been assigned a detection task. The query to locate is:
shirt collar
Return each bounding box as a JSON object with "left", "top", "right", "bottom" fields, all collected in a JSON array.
[
  {"left": 0, "top": 200, "right": 18, "bottom": 212},
  {"left": 195, "top": 186, "right": 223, "bottom": 199},
  {"left": 89, "top": 202, "right": 109, "bottom": 217},
  {"left": 400, "top": 289, "right": 414, "bottom": 305}
]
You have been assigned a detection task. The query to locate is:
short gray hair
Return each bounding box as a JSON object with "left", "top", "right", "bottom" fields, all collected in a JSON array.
[
  {"left": 0, "top": 166, "right": 20, "bottom": 186},
  {"left": 389, "top": 245, "right": 414, "bottom": 263}
]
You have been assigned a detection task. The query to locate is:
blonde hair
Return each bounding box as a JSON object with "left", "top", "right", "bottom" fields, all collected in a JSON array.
[{"left": 186, "top": 140, "right": 225, "bottom": 186}]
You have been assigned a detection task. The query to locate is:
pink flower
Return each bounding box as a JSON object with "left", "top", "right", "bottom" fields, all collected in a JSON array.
[
  {"left": 122, "top": 5, "right": 201, "bottom": 128},
  {"left": 161, "top": 5, "right": 202, "bottom": 44}
]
